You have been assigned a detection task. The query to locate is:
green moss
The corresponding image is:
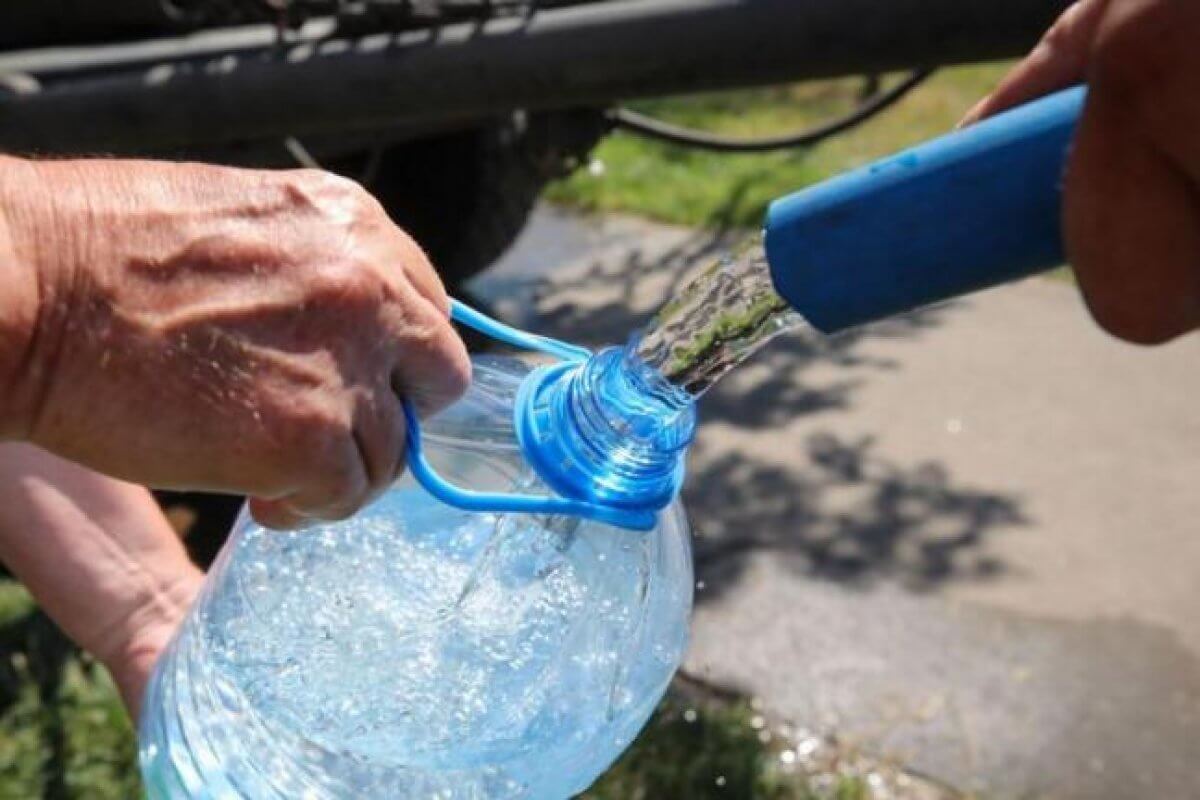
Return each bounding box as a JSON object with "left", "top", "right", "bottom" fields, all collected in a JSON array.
[{"left": 663, "top": 295, "right": 791, "bottom": 377}]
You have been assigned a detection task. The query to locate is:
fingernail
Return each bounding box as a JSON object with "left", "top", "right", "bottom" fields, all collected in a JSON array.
[{"left": 957, "top": 98, "right": 989, "bottom": 129}]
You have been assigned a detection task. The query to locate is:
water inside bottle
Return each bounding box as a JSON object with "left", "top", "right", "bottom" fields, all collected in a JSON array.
[{"left": 140, "top": 357, "right": 693, "bottom": 799}]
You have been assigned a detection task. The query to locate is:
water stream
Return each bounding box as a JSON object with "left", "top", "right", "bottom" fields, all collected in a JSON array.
[{"left": 633, "top": 235, "right": 816, "bottom": 397}]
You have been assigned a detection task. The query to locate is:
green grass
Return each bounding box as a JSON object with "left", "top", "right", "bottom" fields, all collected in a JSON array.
[
  {"left": 583, "top": 684, "right": 946, "bottom": 800},
  {"left": 547, "top": 64, "right": 1015, "bottom": 229},
  {"left": 582, "top": 691, "right": 797, "bottom": 800},
  {"left": 0, "top": 582, "right": 138, "bottom": 799}
]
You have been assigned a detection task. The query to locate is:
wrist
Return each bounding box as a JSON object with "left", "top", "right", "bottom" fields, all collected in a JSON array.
[
  {"left": 106, "top": 621, "right": 178, "bottom": 720},
  {"left": 0, "top": 157, "right": 90, "bottom": 441},
  {"left": 99, "top": 570, "right": 202, "bottom": 719}
]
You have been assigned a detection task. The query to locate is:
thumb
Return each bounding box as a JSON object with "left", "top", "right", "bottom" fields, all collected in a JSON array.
[{"left": 959, "top": 0, "right": 1111, "bottom": 127}]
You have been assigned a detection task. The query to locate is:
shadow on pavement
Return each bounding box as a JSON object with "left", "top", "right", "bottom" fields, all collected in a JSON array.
[{"left": 686, "top": 433, "right": 1023, "bottom": 601}]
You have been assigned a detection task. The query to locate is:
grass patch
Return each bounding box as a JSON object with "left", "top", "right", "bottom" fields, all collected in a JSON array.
[
  {"left": 584, "top": 681, "right": 953, "bottom": 800},
  {"left": 0, "top": 581, "right": 139, "bottom": 799},
  {"left": 547, "top": 64, "right": 1015, "bottom": 229},
  {"left": 582, "top": 690, "right": 796, "bottom": 800}
]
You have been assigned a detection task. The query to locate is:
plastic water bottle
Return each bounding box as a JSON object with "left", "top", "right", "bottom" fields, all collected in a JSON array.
[{"left": 138, "top": 303, "right": 695, "bottom": 799}]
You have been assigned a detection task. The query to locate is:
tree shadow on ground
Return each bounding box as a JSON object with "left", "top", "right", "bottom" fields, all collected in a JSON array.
[{"left": 685, "top": 434, "right": 1023, "bottom": 603}]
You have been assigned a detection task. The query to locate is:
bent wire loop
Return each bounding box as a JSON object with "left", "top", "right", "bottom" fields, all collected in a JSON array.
[{"left": 400, "top": 300, "right": 658, "bottom": 531}]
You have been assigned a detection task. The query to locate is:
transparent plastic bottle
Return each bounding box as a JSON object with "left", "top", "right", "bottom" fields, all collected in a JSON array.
[{"left": 138, "top": 308, "right": 695, "bottom": 799}]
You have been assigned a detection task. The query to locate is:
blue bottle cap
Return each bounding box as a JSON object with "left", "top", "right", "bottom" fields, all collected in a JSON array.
[{"left": 402, "top": 301, "right": 693, "bottom": 531}]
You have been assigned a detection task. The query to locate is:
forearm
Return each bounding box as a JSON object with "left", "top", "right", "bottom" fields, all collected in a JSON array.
[
  {"left": 0, "top": 443, "right": 202, "bottom": 715},
  {"left": 0, "top": 154, "right": 142, "bottom": 443}
]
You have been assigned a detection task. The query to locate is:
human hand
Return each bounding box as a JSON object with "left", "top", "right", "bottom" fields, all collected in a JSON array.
[
  {"left": 0, "top": 443, "right": 202, "bottom": 717},
  {"left": 0, "top": 158, "right": 470, "bottom": 528},
  {"left": 962, "top": 0, "right": 1200, "bottom": 345}
]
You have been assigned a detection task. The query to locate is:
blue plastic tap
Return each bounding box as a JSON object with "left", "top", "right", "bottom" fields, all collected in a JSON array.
[{"left": 765, "top": 86, "right": 1087, "bottom": 333}]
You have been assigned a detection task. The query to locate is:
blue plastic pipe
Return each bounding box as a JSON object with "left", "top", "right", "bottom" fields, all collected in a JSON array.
[{"left": 764, "top": 86, "right": 1087, "bottom": 334}]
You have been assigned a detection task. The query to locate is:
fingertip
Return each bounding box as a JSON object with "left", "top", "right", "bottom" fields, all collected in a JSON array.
[
  {"left": 957, "top": 97, "right": 992, "bottom": 129},
  {"left": 248, "top": 497, "right": 311, "bottom": 531},
  {"left": 393, "top": 466, "right": 409, "bottom": 489},
  {"left": 443, "top": 334, "right": 473, "bottom": 405},
  {"left": 416, "top": 356, "right": 471, "bottom": 419},
  {"left": 390, "top": 445, "right": 410, "bottom": 483},
  {"left": 395, "top": 228, "right": 453, "bottom": 317},
  {"left": 962, "top": 0, "right": 1106, "bottom": 125}
]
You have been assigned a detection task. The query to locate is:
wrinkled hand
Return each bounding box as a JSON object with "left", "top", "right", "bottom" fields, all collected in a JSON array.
[
  {"left": 0, "top": 444, "right": 201, "bottom": 717},
  {"left": 962, "top": 0, "right": 1200, "bottom": 345},
  {"left": 0, "top": 158, "right": 470, "bottom": 528}
]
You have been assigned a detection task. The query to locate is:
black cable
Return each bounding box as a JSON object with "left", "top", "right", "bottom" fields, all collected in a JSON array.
[{"left": 609, "top": 69, "right": 935, "bottom": 153}]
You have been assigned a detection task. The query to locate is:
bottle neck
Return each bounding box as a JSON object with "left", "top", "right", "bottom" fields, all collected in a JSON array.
[
  {"left": 515, "top": 344, "right": 695, "bottom": 515},
  {"left": 567, "top": 344, "right": 696, "bottom": 467}
]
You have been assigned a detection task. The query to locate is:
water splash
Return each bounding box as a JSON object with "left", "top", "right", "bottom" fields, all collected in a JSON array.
[{"left": 633, "top": 236, "right": 814, "bottom": 397}]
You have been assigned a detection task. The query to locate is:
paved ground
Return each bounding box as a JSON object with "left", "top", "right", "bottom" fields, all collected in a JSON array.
[{"left": 470, "top": 207, "right": 1200, "bottom": 800}]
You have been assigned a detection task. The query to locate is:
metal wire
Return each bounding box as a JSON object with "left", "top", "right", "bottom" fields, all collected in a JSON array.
[{"left": 609, "top": 69, "right": 935, "bottom": 153}]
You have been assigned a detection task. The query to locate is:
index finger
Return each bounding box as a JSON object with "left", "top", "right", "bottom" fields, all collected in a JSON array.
[{"left": 960, "top": 0, "right": 1111, "bottom": 126}]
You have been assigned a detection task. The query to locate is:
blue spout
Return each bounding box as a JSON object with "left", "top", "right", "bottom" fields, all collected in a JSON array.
[{"left": 764, "top": 86, "right": 1087, "bottom": 334}]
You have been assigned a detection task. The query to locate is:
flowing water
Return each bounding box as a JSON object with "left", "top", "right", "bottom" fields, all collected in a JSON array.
[{"left": 634, "top": 236, "right": 814, "bottom": 397}]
